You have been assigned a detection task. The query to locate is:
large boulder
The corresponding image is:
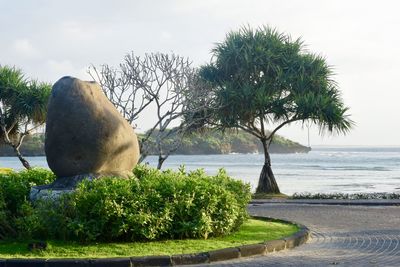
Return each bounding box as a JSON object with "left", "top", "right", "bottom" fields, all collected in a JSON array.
[{"left": 44, "top": 76, "right": 140, "bottom": 180}]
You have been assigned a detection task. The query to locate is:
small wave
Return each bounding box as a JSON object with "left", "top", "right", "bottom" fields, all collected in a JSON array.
[
  {"left": 276, "top": 165, "right": 391, "bottom": 171},
  {"left": 331, "top": 183, "right": 376, "bottom": 188},
  {"left": 321, "top": 166, "right": 390, "bottom": 171}
]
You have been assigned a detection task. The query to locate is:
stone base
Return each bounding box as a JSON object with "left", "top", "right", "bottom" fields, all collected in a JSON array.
[
  {"left": 30, "top": 173, "right": 98, "bottom": 202},
  {"left": 30, "top": 187, "right": 73, "bottom": 202}
]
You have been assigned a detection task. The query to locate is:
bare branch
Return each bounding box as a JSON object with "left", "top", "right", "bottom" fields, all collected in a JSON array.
[{"left": 90, "top": 52, "right": 214, "bottom": 169}]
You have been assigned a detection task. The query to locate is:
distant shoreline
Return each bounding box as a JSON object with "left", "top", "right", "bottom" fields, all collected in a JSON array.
[
  {"left": 0, "top": 150, "right": 311, "bottom": 158},
  {"left": 0, "top": 131, "right": 311, "bottom": 157}
]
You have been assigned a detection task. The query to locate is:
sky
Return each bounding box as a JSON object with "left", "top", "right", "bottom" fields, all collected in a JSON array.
[{"left": 1, "top": 0, "right": 399, "bottom": 146}]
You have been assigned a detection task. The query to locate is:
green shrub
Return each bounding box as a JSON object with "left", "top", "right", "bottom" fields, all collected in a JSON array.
[
  {"left": 61, "top": 166, "right": 251, "bottom": 242},
  {"left": 0, "top": 168, "right": 55, "bottom": 214},
  {"left": 0, "top": 168, "right": 55, "bottom": 239},
  {"left": 0, "top": 165, "right": 251, "bottom": 242}
]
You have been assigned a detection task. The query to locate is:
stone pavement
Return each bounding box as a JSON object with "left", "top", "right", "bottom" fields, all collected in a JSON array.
[{"left": 185, "top": 201, "right": 400, "bottom": 266}]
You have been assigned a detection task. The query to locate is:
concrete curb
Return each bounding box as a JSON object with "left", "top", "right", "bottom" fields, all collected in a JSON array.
[{"left": 0, "top": 216, "right": 310, "bottom": 266}]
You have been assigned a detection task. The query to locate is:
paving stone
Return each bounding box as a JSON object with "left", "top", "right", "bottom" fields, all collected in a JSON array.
[{"left": 182, "top": 202, "right": 400, "bottom": 266}]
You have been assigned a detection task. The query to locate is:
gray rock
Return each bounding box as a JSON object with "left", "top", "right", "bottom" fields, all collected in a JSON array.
[
  {"left": 30, "top": 187, "right": 73, "bottom": 202},
  {"left": 30, "top": 174, "right": 96, "bottom": 202},
  {"left": 44, "top": 76, "right": 140, "bottom": 180}
]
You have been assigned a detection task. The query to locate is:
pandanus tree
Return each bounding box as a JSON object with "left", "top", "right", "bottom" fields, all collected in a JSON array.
[
  {"left": 0, "top": 66, "right": 51, "bottom": 169},
  {"left": 198, "top": 26, "right": 353, "bottom": 194}
]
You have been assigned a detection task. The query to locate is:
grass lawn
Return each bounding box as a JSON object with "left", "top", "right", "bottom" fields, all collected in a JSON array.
[
  {"left": 0, "top": 219, "right": 298, "bottom": 259},
  {"left": 0, "top": 167, "right": 13, "bottom": 174}
]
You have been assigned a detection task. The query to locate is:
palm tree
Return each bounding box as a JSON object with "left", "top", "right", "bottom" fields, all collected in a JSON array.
[
  {"left": 0, "top": 66, "right": 51, "bottom": 169},
  {"left": 198, "top": 26, "right": 353, "bottom": 194}
]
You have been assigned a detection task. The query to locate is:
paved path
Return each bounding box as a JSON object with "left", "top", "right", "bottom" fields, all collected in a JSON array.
[
  {"left": 251, "top": 199, "right": 400, "bottom": 206},
  {"left": 187, "top": 201, "right": 400, "bottom": 266}
]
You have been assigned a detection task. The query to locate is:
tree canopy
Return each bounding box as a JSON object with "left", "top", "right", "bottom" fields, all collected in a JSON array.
[
  {"left": 0, "top": 65, "right": 51, "bottom": 169},
  {"left": 198, "top": 26, "right": 353, "bottom": 193},
  {"left": 200, "top": 26, "right": 352, "bottom": 136}
]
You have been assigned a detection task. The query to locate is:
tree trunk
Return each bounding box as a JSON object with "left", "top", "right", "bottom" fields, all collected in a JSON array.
[
  {"left": 13, "top": 146, "right": 31, "bottom": 170},
  {"left": 138, "top": 154, "right": 147, "bottom": 164},
  {"left": 157, "top": 155, "right": 166, "bottom": 170},
  {"left": 255, "top": 139, "right": 280, "bottom": 194},
  {"left": 0, "top": 123, "right": 31, "bottom": 170}
]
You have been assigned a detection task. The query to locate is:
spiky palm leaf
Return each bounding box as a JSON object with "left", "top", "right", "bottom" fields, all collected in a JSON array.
[
  {"left": 200, "top": 25, "right": 353, "bottom": 136},
  {"left": 0, "top": 66, "right": 51, "bottom": 141}
]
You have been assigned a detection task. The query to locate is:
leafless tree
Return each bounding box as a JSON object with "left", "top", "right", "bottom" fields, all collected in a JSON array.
[{"left": 89, "top": 52, "right": 209, "bottom": 169}]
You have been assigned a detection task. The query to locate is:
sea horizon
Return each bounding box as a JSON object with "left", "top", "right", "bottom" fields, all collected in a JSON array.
[{"left": 1, "top": 146, "right": 400, "bottom": 195}]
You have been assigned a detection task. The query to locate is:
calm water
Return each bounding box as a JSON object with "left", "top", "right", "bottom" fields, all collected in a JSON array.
[{"left": 1, "top": 147, "right": 400, "bottom": 195}]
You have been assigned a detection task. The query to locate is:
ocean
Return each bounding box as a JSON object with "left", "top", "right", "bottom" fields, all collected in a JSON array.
[{"left": 1, "top": 146, "right": 400, "bottom": 195}]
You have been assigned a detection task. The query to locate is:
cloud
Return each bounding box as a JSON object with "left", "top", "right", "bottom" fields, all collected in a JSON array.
[
  {"left": 60, "top": 20, "right": 95, "bottom": 41},
  {"left": 13, "top": 39, "right": 41, "bottom": 59},
  {"left": 161, "top": 31, "right": 172, "bottom": 41},
  {"left": 46, "top": 59, "right": 91, "bottom": 81},
  {"left": 46, "top": 59, "right": 75, "bottom": 73}
]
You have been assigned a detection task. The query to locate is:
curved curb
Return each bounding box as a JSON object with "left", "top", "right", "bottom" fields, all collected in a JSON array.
[{"left": 0, "top": 217, "right": 310, "bottom": 266}]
